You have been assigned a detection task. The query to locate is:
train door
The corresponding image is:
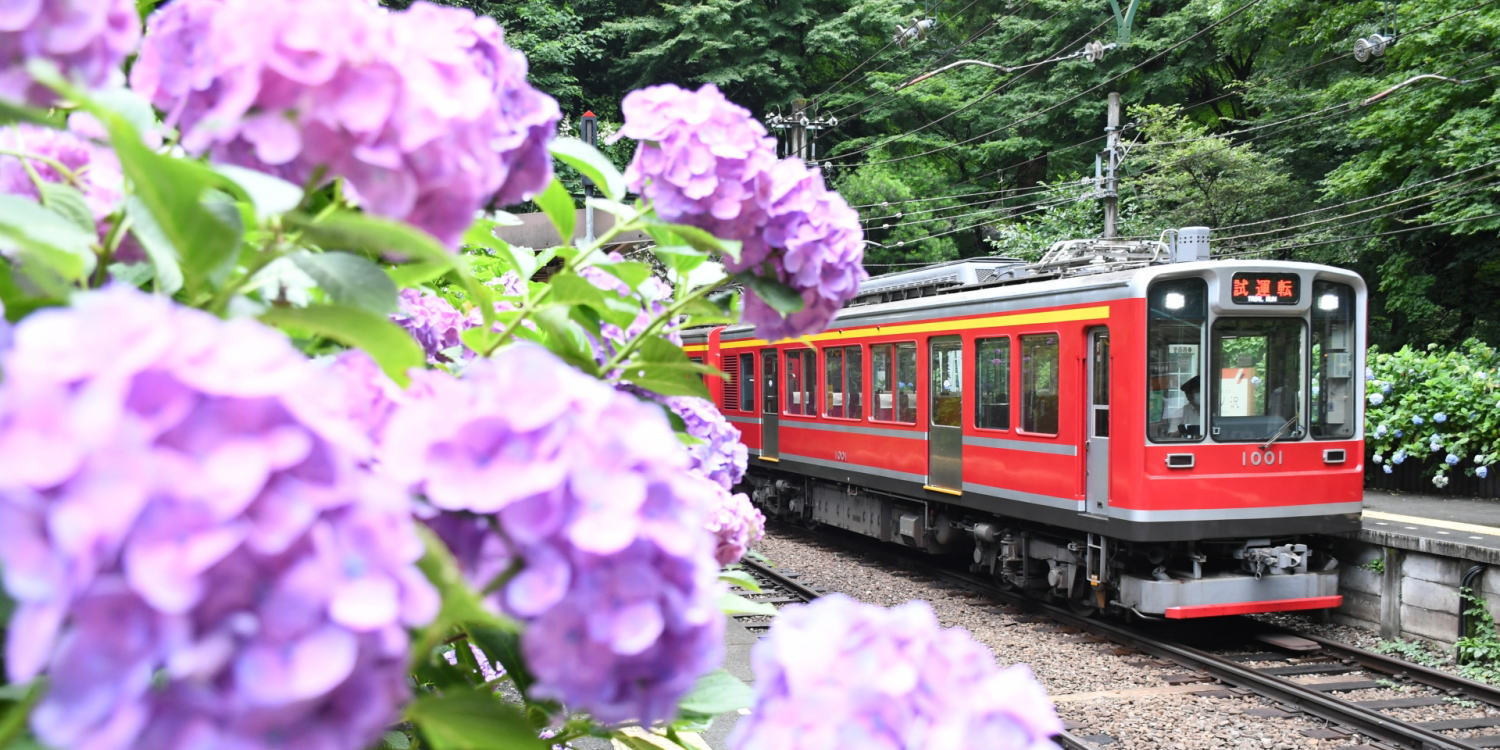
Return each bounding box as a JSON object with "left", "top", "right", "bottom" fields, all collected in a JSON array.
[
  {"left": 1086, "top": 328, "right": 1110, "bottom": 512},
  {"left": 927, "top": 336, "right": 963, "bottom": 492},
  {"left": 760, "top": 348, "right": 779, "bottom": 460}
]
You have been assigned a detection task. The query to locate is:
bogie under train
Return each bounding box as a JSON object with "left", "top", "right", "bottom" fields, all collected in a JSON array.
[{"left": 684, "top": 230, "right": 1366, "bottom": 618}]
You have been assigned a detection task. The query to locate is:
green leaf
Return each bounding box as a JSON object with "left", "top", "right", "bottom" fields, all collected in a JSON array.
[
  {"left": 0, "top": 98, "right": 61, "bottom": 127},
  {"left": 593, "top": 259, "right": 656, "bottom": 291},
  {"left": 387, "top": 259, "right": 452, "bottom": 287},
  {"left": 584, "top": 197, "right": 636, "bottom": 218},
  {"left": 37, "top": 183, "right": 96, "bottom": 233},
  {"left": 288, "top": 210, "right": 457, "bottom": 268},
  {"left": 534, "top": 177, "right": 575, "bottom": 245},
  {"left": 651, "top": 245, "right": 706, "bottom": 277},
  {"left": 532, "top": 305, "right": 600, "bottom": 374},
  {"left": 407, "top": 690, "right": 546, "bottom": 750},
  {"left": 289, "top": 251, "right": 399, "bottom": 315},
  {"left": 717, "top": 592, "right": 775, "bottom": 616},
  {"left": 718, "top": 569, "right": 761, "bottom": 592},
  {"left": 213, "top": 164, "right": 304, "bottom": 219},
  {"left": 549, "top": 137, "right": 626, "bottom": 201},
  {"left": 259, "top": 304, "right": 423, "bottom": 386},
  {"left": 124, "top": 196, "right": 185, "bottom": 295},
  {"left": 463, "top": 221, "right": 539, "bottom": 282},
  {"left": 382, "top": 730, "right": 413, "bottom": 750},
  {"left": 0, "top": 194, "right": 97, "bottom": 283},
  {"left": 466, "top": 621, "right": 538, "bottom": 696},
  {"left": 620, "top": 361, "right": 713, "bottom": 399},
  {"left": 675, "top": 669, "right": 754, "bottom": 717},
  {"left": 647, "top": 222, "right": 741, "bottom": 263},
  {"left": 744, "top": 274, "right": 805, "bottom": 315}
]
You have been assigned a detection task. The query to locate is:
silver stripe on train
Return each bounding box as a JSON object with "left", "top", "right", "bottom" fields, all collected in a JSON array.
[
  {"left": 780, "top": 453, "right": 927, "bottom": 484},
  {"left": 725, "top": 415, "right": 762, "bottom": 426},
  {"left": 779, "top": 421, "right": 927, "bottom": 440},
  {"left": 1106, "top": 502, "right": 1364, "bottom": 523},
  {"left": 963, "top": 482, "right": 1084, "bottom": 511},
  {"left": 962, "top": 436, "right": 1078, "bottom": 456}
]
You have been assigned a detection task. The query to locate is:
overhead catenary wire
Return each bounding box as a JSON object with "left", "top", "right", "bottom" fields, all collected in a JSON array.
[
  {"left": 811, "top": 0, "right": 990, "bottom": 107},
  {"left": 857, "top": 180, "right": 1085, "bottom": 222},
  {"left": 865, "top": 189, "right": 1088, "bottom": 234},
  {"left": 823, "top": 0, "right": 1272, "bottom": 170},
  {"left": 1215, "top": 210, "right": 1500, "bottom": 258}
]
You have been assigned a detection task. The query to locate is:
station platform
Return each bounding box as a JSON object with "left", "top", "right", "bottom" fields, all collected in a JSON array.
[{"left": 1360, "top": 488, "right": 1500, "bottom": 563}]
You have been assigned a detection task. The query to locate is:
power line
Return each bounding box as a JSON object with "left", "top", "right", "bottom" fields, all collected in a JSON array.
[
  {"left": 857, "top": 181, "right": 1082, "bottom": 220},
  {"left": 1216, "top": 210, "right": 1500, "bottom": 258},
  {"left": 812, "top": 0, "right": 989, "bottom": 106},
  {"left": 1215, "top": 178, "right": 1500, "bottom": 249},
  {"left": 823, "top": 0, "right": 1271, "bottom": 170},
  {"left": 866, "top": 189, "right": 1086, "bottom": 234}
]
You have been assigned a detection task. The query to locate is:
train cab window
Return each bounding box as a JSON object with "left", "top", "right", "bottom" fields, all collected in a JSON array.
[
  {"left": 1311, "top": 281, "right": 1356, "bottom": 439},
  {"left": 737, "top": 353, "right": 756, "bottom": 412},
  {"left": 1210, "top": 318, "right": 1306, "bottom": 442},
  {"left": 975, "top": 337, "right": 1011, "bottom": 430},
  {"left": 824, "top": 345, "right": 862, "bottom": 419},
  {"left": 871, "top": 343, "right": 917, "bottom": 424},
  {"left": 1020, "top": 334, "right": 1059, "bottom": 434},
  {"left": 1147, "top": 278, "right": 1207, "bottom": 442},
  {"left": 784, "top": 349, "right": 816, "bottom": 416}
]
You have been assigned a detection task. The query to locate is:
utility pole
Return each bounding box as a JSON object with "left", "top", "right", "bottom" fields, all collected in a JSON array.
[
  {"left": 766, "top": 100, "right": 836, "bottom": 163},
  {"left": 1100, "top": 92, "right": 1121, "bottom": 239},
  {"left": 580, "top": 111, "right": 598, "bottom": 242}
]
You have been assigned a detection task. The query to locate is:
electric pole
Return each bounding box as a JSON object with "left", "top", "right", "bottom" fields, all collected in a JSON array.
[
  {"left": 1100, "top": 92, "right": 1121, "bottom": 239},
  {"left": 580, "top": 110, "right": 598, "bottom": 242}
]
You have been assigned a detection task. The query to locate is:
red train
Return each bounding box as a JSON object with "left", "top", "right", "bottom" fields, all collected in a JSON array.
[{"left": 684, "top": 231, "right": 1367, "bottom": 618}]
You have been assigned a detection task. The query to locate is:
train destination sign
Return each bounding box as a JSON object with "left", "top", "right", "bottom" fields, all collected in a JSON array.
[{"left": 1230, "top": 273, "right": 1299, "bottom": 305}]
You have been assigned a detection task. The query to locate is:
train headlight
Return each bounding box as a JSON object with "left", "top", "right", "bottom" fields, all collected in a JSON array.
[
  {"left": 1164, "top": 291, "right": 1186, "bottom": 310},
  {"left": 1318, "top": 293, "right": 1340, "bottom": 311}
]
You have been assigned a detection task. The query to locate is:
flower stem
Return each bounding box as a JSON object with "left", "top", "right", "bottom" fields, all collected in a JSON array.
[
  {"left": 0, "top": 147, "right": 83, "bottom": 187},
  {"left": 600, "top": 278, "right": 729, "bottom": 376}
]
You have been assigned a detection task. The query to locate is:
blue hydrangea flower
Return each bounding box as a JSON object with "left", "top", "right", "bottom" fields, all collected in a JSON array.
[
  {"left": 1395, "top": 429, "right": 1405, "bottom": 438},
  {"left": 1374, "top": 425, "right": 1387, "bottom": 437},
  {"left": 1412, "top": 415, "right": 1424, "bottom": 425},
  {"left": 0, "top": 287, "right": 438, "bottom": 750},
  {"left": 1372, "top": 453, "right": 1384, "bottom": 464},
  {"left": 730, "top": 595, "right": 1062, "bottom": 750},
  {"left": 1383, "top": 465, "right": 1393, "bottom": 474},
  {"left": 1446, "top": 453, "right": 1461, "bottom": 466},
  {"left": 1382, "top": 383, "right": 1392, "bottom": 394},
  {"left": 1479, "top": 466, "right": 1490, "bottom": 479},
  {"left": 1434, "top": 412, "right": 1448, "bottom": 423},
  {"left": 1368, "top": 392, "right": 1384, "bottom": 406},
  {"left": 1393, "top": 449, "right": 1408, "bottom": 465}
]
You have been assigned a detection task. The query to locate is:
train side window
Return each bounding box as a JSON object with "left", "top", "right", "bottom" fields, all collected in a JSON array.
[
  {"left": 1020, "top": 333, "right": 1059, "bottom": 435},
  {"left": 1311, "top": 281, "right": 1355, "bottom": 439},
  {"left": 931, "top": 338, "right": 963, "bottom": 427},
  {"left": 824, "top": 345, "right": 862, "bottom": 419},
  {"left": 785, "top": 349, "right": 815, "bottom": 416},
  {"left": 737, "top": 352, "right": 755, "bottom": 412},
  {"left": 975, "top": 337, "right": 1011, "bottom": 430},
  {"left": 896, "top": 342, "right": 917, "bottom": 424},
  {"left": 1147, "top": 278, "right": 1207, "bottom": 442}
]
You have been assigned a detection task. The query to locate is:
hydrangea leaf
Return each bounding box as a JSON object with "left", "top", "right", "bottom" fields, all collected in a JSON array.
[
  {"left": 124, "top": 196, "right": 185, "bottom": 295},
  {"left": 644, "top": 222, "right": 741, "bottom": 264},
  {"left": 91, "top": 87, "right": 158, "bottom": 137},
  {"left": 462, "top": 220, "right": 539, "bottom": 280},
  {"left": 259, "top": 304, "right": 423, "bottom": 386},
  {"left": 651, "top": 245, "right": 706, "bottom": 277},
  {"left": 387, "top": 259, "right": 452, "bottom": 287},
  {"left": 675, "top": 669, "right": 755, "bottom": 717},
  {"left": 591, "top": 259, "right": 656, "bottom": 291},
  {"left": 716, "top": 592, "right": 775, "bottom": 616},
  {"left": 585, "top": 196, "right": 636, "bottom": 219},
  {"left": 288, "top": 210, "right": 458, "bottom": 269},
  {"left": 465, "top": 622, "right": 538, "bottom": 697},
  {"left": 213, "top": 164, "right": 304, "bottom": 219},
  {"left": 533, "top": 305, "right": 601, "bottom": 375},
  {"left": 289, "top": 251, "right": 398, "bottom": 315},
  {"left": 407, "top": 690, "right": 546, "bottom": 750},
  {"left": 0, "top": 194, "right": 96, "bottom": 284},
  {"left": 550, "top": 137, "right": 625, "bottom": 201},
  {"left": 37, "top": 183, "right": 95, "bottom": 233},
  {"left": 535, "top": 177, "right": 575, "bottom": 246},
  {"left": 743, "top": 274, "right": 806, "bottom": 315},
  {"left": 718, "top": 569, "right": 761, "bottom": 593}
]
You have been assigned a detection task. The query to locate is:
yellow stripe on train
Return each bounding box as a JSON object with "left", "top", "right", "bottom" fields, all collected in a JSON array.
[{"left": 687, "top": 305, "right": 1111, "bottom": 352}]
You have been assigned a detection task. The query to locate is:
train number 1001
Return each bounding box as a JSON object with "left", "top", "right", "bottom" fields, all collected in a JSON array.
[{"left": 1241, "top": 450, "right": 1286, "bottom": 467}]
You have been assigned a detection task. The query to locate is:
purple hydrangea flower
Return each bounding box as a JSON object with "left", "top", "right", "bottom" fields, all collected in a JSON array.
[
  {"left": 707, "top": 490, "right": 764, "bottom": 566},
  {"left": 391, "top": 288, "right": 469, "bottom": 363},
  {"left": 729, "top": 594, "right": 1062, "bottom": 750},
  {"left": 130, "top": 0, "right": 559, "bottom": 247},
  {"left": 0, "top": 123, "right": 144, "bottom": 262},
  {"left": 664, "top": 395, "right": 747, "bottom": 490},
  {"left": 0, "top": 0, "right": 140, "bottom": 106},
  {"left": 380, "top": 344, "right": 725, "bottom": 724},
  {"left": 614, "top": 84, "right": 867, "bottom": 340},
  {"left": 0, "top": 286, "right": 438, "bottom": 750},
  {"left": 322, "top": 348, "right": 406, "bottom": 439}
]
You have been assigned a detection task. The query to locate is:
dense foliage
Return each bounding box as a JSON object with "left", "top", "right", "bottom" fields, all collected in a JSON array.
[
  {"left": 1365, "top": 340, "right": 1499, "bottom": 487},
  {"left": 407, "top": 0, "right": 1499, "bottom": 347}
]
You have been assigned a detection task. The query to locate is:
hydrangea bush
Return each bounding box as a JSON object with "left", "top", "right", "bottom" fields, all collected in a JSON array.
[
  {"left": 0, "top": 0, "right": 1063, "bottom": 748},
  {"left": 1365, "top": 340, "right": 1499, "bottom": 488}
]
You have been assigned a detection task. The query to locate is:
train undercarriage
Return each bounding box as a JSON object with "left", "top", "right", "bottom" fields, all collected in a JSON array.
[{"left": 747, "top": 471, "right": 1343, "bottom": 619}]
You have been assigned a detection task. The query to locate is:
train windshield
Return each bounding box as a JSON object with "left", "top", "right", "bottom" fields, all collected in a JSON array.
[
  {"left": 1146, "top": 279, "right": 1207, "bottom": 442},
  {"left": 1209, "top": 318, "right": 1306, "bottom": 442}
]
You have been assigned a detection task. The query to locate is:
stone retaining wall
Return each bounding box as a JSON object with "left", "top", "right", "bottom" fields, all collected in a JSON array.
[{"left": 1334, "top": 538, "right": 1500, "bottom": 646}]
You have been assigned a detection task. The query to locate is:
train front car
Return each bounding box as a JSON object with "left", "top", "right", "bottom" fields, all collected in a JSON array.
[
  {"left": 686, "top": 239, "right": 1366, "bottom": 619},
  {"left": 1106, "top": 260, "right": 1366, "bottom": 618}
]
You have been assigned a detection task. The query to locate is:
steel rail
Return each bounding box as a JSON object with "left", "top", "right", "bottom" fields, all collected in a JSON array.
[{"left": 1298, "top": 633, "right": 1500, "bottom": 710}]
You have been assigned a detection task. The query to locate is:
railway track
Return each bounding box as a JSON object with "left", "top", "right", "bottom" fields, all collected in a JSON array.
[{"left": 753, "top": 525, "right": 1500, "bottom": 749}]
